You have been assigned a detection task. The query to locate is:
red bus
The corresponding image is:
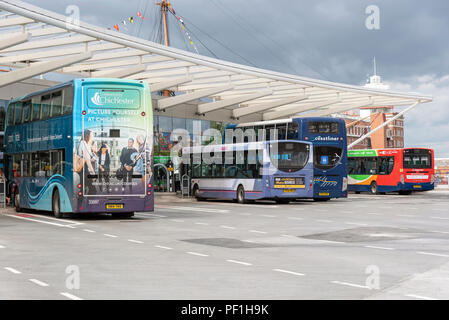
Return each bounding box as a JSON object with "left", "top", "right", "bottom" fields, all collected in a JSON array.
[{"left": 348, "top": 148, "right": 435, "bottom": 195}]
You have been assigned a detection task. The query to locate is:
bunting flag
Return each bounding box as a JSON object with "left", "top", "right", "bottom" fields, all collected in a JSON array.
[
  {"left": 113, "top": 24, "right": 119, "bottom": 32},
  {"left": 129, "top": 17, "right": 134, "bottom": 24},
  {"left": 167, "top": 5, "right": 199, "bottom": 54},
  {"left": 137, "top": 11, "right": 146, "bottom": 20}
]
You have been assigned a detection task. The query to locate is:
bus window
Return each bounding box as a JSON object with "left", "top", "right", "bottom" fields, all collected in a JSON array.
[
  {"left": 51, "top": 91, "right": 63, "bottom": 117},
  {"left": 265, "top": 125, "right": 275, "bottom": 140},
  {"left": 22, "top": 100, "right": 31, "bottom": 123},
  {"left": 50, "top": 150, "right": 64, "bottom": 175},
  {"left": 7, "top": 103, "right": 15, "bottom": 125},
  {"left": 313, "top": 146, "right": 343, "bottom": 170},
  {"left": 31, "top": 97, "right": 41, "bottom": 121},
  {"left": 21, "top": 153, "right": 31, "bottom": 177},
  {"left": 63, "top": 86, "right": 74, "bottom": 114},
  {"left": 41, "top": 94, "right": 51, "bottom": 120},
  {"left": 308, "top": 121, "right": 339, "bottom": 134},
  {"left": 276, "top": 124, "right": 287, "bottom": 140},
  {"left": 287, "top": 121, "right": 299, "bottom": 139},
  {"left": 378, "top": 156, "right": 394, "bottom": 175},
  {"left": 403, "top": 149, "right": 432, "bottom": 169},
  {"left": 14, "top": 101, "right": 23, "bottom": 125},
  {"left": 269, "top": 142, "right": 309, "bottom": 172}
]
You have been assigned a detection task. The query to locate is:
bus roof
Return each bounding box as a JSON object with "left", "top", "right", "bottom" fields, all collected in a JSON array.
[
  {"left": 7, "top": 78, "right": 147, "bottom": 104},
  {"left": 233, "top": 117, "right": 345, "bottom": 128}
]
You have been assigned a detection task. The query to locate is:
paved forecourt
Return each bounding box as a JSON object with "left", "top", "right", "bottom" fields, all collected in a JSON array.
[{"left": 1, "top": 190, "right": 449, "bottom": 300}]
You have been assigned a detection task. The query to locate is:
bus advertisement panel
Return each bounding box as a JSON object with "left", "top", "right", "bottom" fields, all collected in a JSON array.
[{"left": 348, "top": 148, "right": 435, "bottom": 195}]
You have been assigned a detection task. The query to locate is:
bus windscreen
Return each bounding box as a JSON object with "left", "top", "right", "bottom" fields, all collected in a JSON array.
[
  {"left": 269, "top": 142, "right": 309, "bottom": 172},
  {"left": 403, "top": 149, "right": 432, "bottom": 169}
]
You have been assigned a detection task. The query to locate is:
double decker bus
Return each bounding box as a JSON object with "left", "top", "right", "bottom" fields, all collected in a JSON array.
[
  {"left": 226, "top": 117, "right": 348, "bottom": 201},
  {"left": 182, "top": 140, "right": 313, "bottom": 204},
  {"left": 348, "top": 148, "right": 435, "bottom": 195},
  {"left": 4, "top": 78, "right": 154, "bottom": 217}
]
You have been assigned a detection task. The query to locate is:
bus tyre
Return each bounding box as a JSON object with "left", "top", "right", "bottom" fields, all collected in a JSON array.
[
  {"left": 399, "top": 190, "right": 412, "bottom": 195},
  {"left": 192, "top": 185, "right": 201, "bottom": 201},
  {"left": 237, "top": 186, "right": 246, "bottom": 204},
  {"left": 52, "top": 190, "right": 63, "bottom": 219},
  {"left": 276, "top": 199, "right": 290, "bottom": 204},
  {"left": 370, "top": 182, "right": 379, "bottom": 195},
  {"left": 14, "top": 193, "right": 22, "bottom": 213}
]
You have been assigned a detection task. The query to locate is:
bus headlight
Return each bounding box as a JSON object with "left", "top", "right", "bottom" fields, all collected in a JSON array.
[{"left": 342, "top": 177, "right": 348, "bottom": 191}]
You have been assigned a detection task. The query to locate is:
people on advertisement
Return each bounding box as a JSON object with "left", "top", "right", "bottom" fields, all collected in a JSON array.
[
  {"left": 133, "top": 134, "right": 153, "bottom": 189},
  {"left": 78, "top": 129, "right": 98, "bottom": 194},
  {"left": 97, "top": 144, "right": 110, "bottom": 192},
  {"left": 120, "top": 137, "right": 137, "bottom": 192}
]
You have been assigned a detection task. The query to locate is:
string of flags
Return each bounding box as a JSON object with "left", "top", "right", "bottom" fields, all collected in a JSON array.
[
  {"left": 166, "top": 1, "right": 199, "bottom": 54},
  {"left": 108, "top": 2, "right": 198, "bottom": 54},
  {"left": 110, "top": 11, "right": 146, "bottom": 32}
]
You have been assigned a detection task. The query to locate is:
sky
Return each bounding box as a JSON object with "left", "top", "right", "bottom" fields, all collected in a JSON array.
[{"left": 26, "top": 0, "right": 449, "bottom": 157}]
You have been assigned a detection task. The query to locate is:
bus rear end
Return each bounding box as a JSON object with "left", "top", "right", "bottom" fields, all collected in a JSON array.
[
  {"left": 73, "top": 78, "right": 154, "bottom": 215},
  {"left": 402, "top": 148, "right": 435, "bottom": 192},
  {"left": 301, "top": 118, "right": 348, "bottom": 200}
]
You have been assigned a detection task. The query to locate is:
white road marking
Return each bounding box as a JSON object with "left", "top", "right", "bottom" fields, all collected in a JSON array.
[
  {"left": 4, "top": 267, "right": 21, "bottom": 274},
  {"left": 281, "top": 234, "right": 295, "bottom": 238},
  {"left": 367, "top": 213, "right": 382, "bottom": 215},
  {"left": 345, "top": 222, "right": 368, "bottom": 226},
  {"left": 135, "top": 213, "right": 167, "bottom": 218},
  {"left": 127, "top": 239, "right": 144, "bottom": 244},
  {"left": 103, "top": 234, "right": 118, "bottom": 238},
  {"left": 29, "top": 279, "right": 49, "bottom": 287},
  {"left": 432, "top": 208, "right": 447, "bottom": 212},
  {"left": 26, "top": 214, "right": 84, "bottom": 226},
  {"left": 273, "top": 268, "right": 305, "bottom": 276},
  {"left": 408, "top": 207, "right": 418, "bottom": 210},
  {"left": 226, "top": 259, "right": 252, "bottom": 266},
  {"left": 220, "top": 225, "right": 236, "bottom": 230},
  {"left": 195, "top": 222, "right": 209, "bottom": 226},
  {"left": 6, "top": 214, "right": 75, "bottom": 228},
  {"left": 261, "top": 214, "right": 276, "bottom": 218},
  {"left": 379, "top": 206, "right": 393, "bottom": 209},
  {"left": 60, "top": 292, "right": 83, "bottom": 300},
  {"left": 170, "top": 219, "right": 184, "bottom": 223},
  {"left": 249, "top": 229, "right": 267, "bottom": 234},
  {"left": 417, "top": 251, "right": 449, "bottom": 258},
  {"left": 315, "top": 219, "right": 332, "bottom": 223},
  {"left": 431, "top": 230, "right": 449, "bottom": 235},
  {"left": 331, "top": 281, "right": 369, "bottom": 289},
  {"left": 315, "top": 209, "right": 328, "bottom": 212},
  {"left": 431, "top": 217, "right": 449, "bottom": 220},
  {"left": 364, "top": 245, "right": 395, "bottom": 251},
  {"left": 397, "top": 214, "right": 415, "bottom": 217},
  {"left": 186, "top": 251, "right": 209, "bottom": 257},
  {"left": 158, "top": 206, "right": 230, "bottom": 214},
  {"left": 287, "top": 217, "right": 303, "bottom": 220},
  {"left": 83, "top": 229, "right": 96, "bottom": 233},
  {"left": 155, "top": 245, "right": 172, "bottom": 250},
  {"left": 239, "top": 213, "right": 252, "bottom": 216},
  {"left": 405, "top": 294, "right": 438, "bottom": 300},
  {"left": 0, "top": 245, "right": 5, "bottom": 249},
  {"left": 319, "top": 240, "right": 345, "bottom": 244}
]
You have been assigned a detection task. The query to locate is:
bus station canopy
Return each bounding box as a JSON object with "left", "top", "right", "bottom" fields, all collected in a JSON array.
[{"left": 0, "top": 0, "right": 432, "bottom": 122}]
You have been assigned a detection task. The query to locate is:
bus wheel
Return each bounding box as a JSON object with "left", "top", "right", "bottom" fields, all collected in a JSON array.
[
  {"left": 236, "top": 186, "right": 246, "bottom": 204},
  {"left": 399, "top": 190, "right": 412, "bottom": 195},
  {"left": 192, "top": 185, "right": 201, "bottom": 201},
  {"left": 355, "top": 191, "right": 361, "bottom": 194},
  {"left": 118, "top": 212, "right": 134, "bottom": 218},
  {"left": 370, "top": 182, "right": 379, "bottom": 195},
  {"left": 52, "top": 190, "right": 63, "bottom": 219},
  {"left": 276, "top": 199, "right": 290, "bottom": 204},
  {"left": 14, "top": 193, "right": 22, "bottom": 213}
]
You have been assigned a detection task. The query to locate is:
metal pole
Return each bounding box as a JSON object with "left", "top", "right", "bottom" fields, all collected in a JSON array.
[{"left": 348, "top": 101, "right": 420, "bottom": 149}]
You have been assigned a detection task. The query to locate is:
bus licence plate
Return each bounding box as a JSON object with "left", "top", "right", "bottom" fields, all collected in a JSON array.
[
  {"left": 319, "top": 192, "right": 330, "bottom": 196},
  {"left": 106, "top": 204, "right": 124, "bottom": 209},
  {"left": 283, "top": 189, "right": 295, "bottom": 193},
  {"left": 413, "top": 185, "right": 422, "bottom": 189}
]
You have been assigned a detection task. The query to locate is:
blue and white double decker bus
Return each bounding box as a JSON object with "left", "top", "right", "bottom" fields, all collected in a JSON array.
[
  {"left": 182, "top": 140, "right": 313, "bottom": 204},
  {"left": 4, "top": 78, "right": 154, "bottom": 218},
  {"left": 226, "top": 117, "right": 348, "bottom": 201}
]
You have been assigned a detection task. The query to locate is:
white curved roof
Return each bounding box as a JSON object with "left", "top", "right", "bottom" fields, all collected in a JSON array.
[{"left": 0, "top": 0, "right": 432, "bottom": 122}]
